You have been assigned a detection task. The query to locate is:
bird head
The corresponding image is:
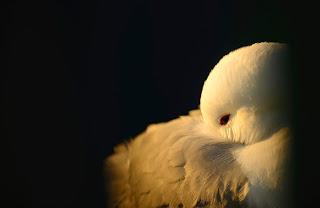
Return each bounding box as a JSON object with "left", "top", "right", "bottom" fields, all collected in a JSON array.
[{"left": 200, "top": 42, "right": 291, "bottom": 145}]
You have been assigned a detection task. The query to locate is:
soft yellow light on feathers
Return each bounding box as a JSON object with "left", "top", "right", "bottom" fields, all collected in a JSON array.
[{"left": 105, "top": 42, "right": 291, "bottom": 208}]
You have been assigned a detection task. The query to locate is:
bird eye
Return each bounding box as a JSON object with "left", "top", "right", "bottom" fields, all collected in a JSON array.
[{"left": 219, "top": 114, "right": 230, "bottom": 125}]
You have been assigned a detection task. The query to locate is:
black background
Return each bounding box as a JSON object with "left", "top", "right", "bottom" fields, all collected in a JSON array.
[{"left": 2, "top": 0, "right": 318, "bottom": 207}]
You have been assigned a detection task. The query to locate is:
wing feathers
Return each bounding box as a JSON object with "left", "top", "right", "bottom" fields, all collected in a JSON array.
[{"left": 105, "top": 110, "right": 250, "bottom": 208}]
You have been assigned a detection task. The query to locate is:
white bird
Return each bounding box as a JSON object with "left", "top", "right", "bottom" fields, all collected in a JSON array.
[{"left": 104, "top": 42, "right": 292, "bottom": 208}]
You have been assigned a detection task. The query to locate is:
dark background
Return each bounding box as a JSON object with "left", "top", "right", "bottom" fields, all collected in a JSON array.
[{"left": 2, "top": 0, "right": 317, "bottom": 207}]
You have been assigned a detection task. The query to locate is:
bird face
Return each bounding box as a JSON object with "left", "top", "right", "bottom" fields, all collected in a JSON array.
[{"left": 200, "top": 42, "right": 291, "bottom": 145}]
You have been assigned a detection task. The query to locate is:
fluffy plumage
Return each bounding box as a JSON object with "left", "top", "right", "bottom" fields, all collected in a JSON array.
[{"left": 104, "top": 42, "right": 291, "bottom": 208}]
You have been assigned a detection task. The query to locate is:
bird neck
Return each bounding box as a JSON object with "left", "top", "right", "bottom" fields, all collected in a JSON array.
[{"left": 233, "top": 127, "right": 290, "bottom": 189}]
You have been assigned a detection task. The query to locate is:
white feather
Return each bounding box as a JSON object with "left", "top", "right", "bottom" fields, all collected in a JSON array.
[{"left": 104, "top": 42, "right": 291, "bottom": 208}]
